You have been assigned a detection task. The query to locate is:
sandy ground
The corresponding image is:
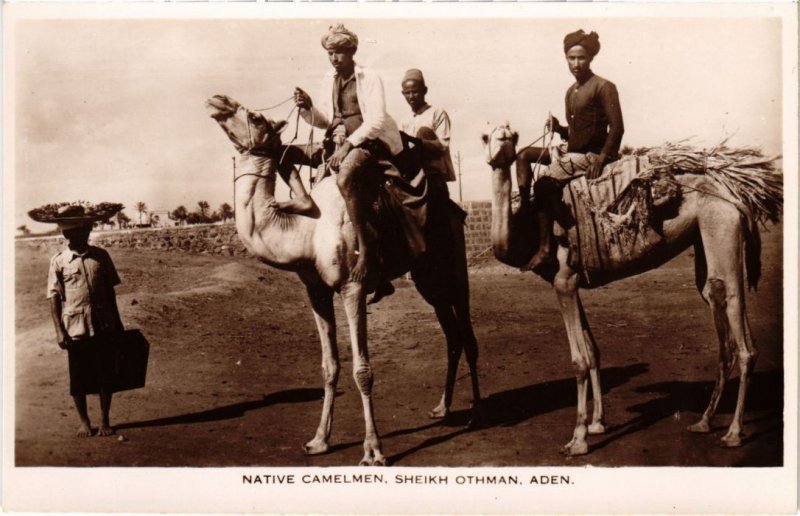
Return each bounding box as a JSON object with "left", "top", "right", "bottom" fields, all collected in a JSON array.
[{"left": 14, "top": 224, "right": 783, "bottom": 467}]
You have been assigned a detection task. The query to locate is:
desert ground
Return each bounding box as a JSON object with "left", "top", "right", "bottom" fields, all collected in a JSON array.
[{"left": 14, "top": 223, "right": 783, "bottom": 467}]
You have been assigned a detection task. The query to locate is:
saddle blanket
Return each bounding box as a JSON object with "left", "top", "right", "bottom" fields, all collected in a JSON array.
[{"left": 559, "top": 155, "right": 675, "bottom": 285}]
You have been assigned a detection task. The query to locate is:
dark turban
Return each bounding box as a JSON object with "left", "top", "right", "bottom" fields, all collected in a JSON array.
[
  {"left": 563, "top": 30, "right": 600, "bottom": 57},
  {"left": 321, "top": 24, "right": 358, "bottom": 51}
]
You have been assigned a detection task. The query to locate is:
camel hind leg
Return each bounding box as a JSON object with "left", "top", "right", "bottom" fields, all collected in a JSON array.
[
  {"left": 411, "top": 205, "right": 481, "bottom": 422},
  {"left": 340, "top": 281, "right": 386, "bottom": 465},
  {"left": 689, "top": 209, "right": 756, "bottom": 447}
]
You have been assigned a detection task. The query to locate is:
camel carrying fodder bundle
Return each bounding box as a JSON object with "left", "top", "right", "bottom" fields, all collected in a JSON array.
[
  {"left": 484, "top": 123, "right": 779, "bottom": 455},
  {"left": 624, "top": 140, "right": 784, "bottom": 225},
  {"left": 558, "top": 141, "right": 782, "bottom": 285}
]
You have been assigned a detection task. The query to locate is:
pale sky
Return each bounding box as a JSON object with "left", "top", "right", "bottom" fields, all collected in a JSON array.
[{"left": 10, "top": 13, "right": 784, "bottom": 231}]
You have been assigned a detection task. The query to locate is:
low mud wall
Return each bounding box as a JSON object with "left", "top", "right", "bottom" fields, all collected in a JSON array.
[{"left": 16, "top": 200, "right": 495, "bottom": 261}]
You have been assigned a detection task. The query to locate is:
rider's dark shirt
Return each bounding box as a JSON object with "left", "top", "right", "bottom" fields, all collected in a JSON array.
[{"left": 563, "top": 72, "right": 624, "bottom": 159}]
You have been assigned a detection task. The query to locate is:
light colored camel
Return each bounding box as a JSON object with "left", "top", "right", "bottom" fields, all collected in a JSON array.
[
  {"left": 206, "top": 95, "right": 480, "bottom": 465},
  {"left": 482, "top": 124, "right": 779, "bottom": 456}
]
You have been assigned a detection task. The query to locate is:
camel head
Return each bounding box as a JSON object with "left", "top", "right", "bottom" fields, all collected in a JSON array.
[
  {"left": 481, "top": 123, "right": 518, "bottom": 169},
  {"left": 206, "top": 94, "right": 287, "bottom": 154}
]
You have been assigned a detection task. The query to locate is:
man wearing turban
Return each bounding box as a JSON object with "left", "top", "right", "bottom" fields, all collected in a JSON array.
[
  {"left": 282, "top": 24, "right": 404, "bottom": 283},
  {"left": 516, "top": 29, "right": 625, "bottom": 271}
]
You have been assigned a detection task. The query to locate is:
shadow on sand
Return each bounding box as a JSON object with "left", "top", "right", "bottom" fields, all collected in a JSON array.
[
  {"left": 115, "top": 388, "right": 324, "bottom": 430},
  {"left": 589, "top": 368, "right": 784, "bottom": 464},
  {"left": 384, "top": 366, "right": 782, "bottom": 465},
  {"left": 115, "top": 366, "right": 782, "bottom": 467}
]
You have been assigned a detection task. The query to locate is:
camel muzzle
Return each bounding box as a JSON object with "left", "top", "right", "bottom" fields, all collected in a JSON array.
[{"left": 205, "top": 95, "right": 239, "bottom": 119}]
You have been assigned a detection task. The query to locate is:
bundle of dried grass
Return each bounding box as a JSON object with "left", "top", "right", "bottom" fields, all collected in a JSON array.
[
  {"left": 28, "top": 201, "right": 125, "bottom": 223},
  {"left": 622, "top": 140, "right": 783, "bottom": 224}
]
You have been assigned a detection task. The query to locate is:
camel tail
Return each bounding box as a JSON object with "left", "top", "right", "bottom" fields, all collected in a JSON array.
[{"left": 744, "top": 217, "right": 761, "bottom": 291}]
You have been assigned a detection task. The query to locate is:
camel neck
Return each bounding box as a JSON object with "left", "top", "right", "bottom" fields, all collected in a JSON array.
[{"left": 233, "top": 152, "right": 307, "bottom": 266}]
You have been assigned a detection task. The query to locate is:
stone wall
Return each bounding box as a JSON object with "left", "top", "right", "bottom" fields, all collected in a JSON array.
[
  {"left": 460, "top": 201, "right": 493, "bottom": 260},
  {"left": 17, "top": 201, "right": 495, "bottom": 261}
]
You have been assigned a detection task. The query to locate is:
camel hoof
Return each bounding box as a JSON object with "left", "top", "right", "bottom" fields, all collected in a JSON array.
[
  {"left": 359, "top": 455, "right": 388, "bottom": 466},
  {"left": 561, "top": 440, "right": 589, "bottom": 456},
  {"left": 368, "top": 282, "right": 395, "bottom": 305},
  {"left": 428, "top": 406, "right": 449, "bottom": 420},
  {"left": 688, "top": 420, "right": 711, "bottom": 433},
  {"left": 720, "top": 433, "right": 743, "bottom": 448},
  {"left": 466, "top": 400, "right": 486, "bottom": 429},
  {"left": 588, "top": 422, "right": 606, "bottom": 435},
  {"left": 302, "top": 439, "right": 330, "bottom": 456}
]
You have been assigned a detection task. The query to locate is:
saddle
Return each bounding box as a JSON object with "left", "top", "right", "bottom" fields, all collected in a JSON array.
[
  {"left": 312, "top": 129, "right": 438, "bottom": 276},
  {"left": 557, "top": 155, "right": 681, "bottom": 286}
]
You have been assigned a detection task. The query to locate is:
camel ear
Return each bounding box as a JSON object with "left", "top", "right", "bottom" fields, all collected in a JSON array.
[
  {"left": 512, "top": 132, "right": 519, "bottom": 146},
  {"left": 480, "top": 133, "right": 489, "bottom": 145},
  {"left": 273, "top": 120, "right": 288, "bottom": 134}
]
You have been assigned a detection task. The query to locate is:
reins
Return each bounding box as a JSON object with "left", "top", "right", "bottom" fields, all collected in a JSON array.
[
  {"left": 253, "top": 96, "right": 294, "bottom": 113},
  {"left": 529, "top": 114, "right": 555, "bottom": 181},
  {"left": 234, "top": 95, "right": 318, "bottom": 188}
]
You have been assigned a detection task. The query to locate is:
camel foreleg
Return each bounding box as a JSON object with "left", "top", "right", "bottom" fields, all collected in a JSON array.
[
  {"left": 341, "top": 282, "right": 386, "bottom": 466},
  {"left": 553, "top": 247, "right": 604, "bottom": 456},
  {"left": 578, "top": 298, "right": 606, "bottom": 434},
  {"left": 303, "top": 283, "right": 338, "bottom": 456}
]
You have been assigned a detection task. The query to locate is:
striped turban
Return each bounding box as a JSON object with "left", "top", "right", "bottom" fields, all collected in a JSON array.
[{"left": 321, "top": 24, "right": 359, "bottom": 51}]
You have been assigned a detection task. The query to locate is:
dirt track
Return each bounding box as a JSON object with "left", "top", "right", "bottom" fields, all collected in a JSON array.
[{"left": 14, "top": 224, "right": 783, "bottom": 467}]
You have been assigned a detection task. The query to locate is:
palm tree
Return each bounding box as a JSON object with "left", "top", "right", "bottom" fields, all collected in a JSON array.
[
  {"left": 116, "top": 211, "right": 131, "bottom": 229},
  {"left": 219, "top": 203, "right": 234, "bottom": 223},
  {"left": 170, "top": 205, "right": 188, "bottom": 226},
  {"left": 135, "top": 202, "right": 148, "bottom": 225},
  {"left": 197, "top": 201, "right": 210, "bottom": 220}
]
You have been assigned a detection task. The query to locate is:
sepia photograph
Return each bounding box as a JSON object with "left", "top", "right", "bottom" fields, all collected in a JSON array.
[{"left": 3, "top": 2, "right": 797, "bottom": 514}]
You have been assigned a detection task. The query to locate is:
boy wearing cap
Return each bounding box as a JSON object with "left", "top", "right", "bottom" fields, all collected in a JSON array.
[
  {"left": 284, "top": 24, "right": 404, "bottom": 283},
  {"left": 45, "top": 205, "right": 124, "bottom": 437}
]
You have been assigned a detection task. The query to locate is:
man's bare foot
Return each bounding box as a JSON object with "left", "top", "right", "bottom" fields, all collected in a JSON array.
[
  {"left": 270, "top": 196, "right": 318, "bottom": 217},
  {"left": 523, "top": 247, "right": 555, "bottom": 271},
  {"left": 97, "top": 424, "right": 115, "bottom": 437},
  {"left": 350, "top": 255, "right": 368, "bottom": 283},
  {"left": 76, "top": 421, "right": 92, "bottom": 438},
  {"left": 368, "top": 281, "right": 395, "bottom": 304}
]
